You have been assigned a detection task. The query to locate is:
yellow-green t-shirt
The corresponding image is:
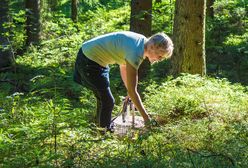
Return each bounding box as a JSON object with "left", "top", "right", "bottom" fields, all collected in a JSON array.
[{"left": 81, "top": 31, "right": 147, "bottom": 70}]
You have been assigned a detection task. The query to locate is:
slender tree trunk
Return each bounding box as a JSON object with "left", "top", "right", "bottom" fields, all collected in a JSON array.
[
  {"left": 0, "top": 0, "right": 14, "bottom": 70},
  {"left": 71, "top": 0, "right": 78, "bottom": 22},
  {"left": 171, "top": 0, "right": 206, "bottom": 76},
  {"left": 130, "top": 0, "right": 152, "bottom": 37},
  {"left": 130, "top": 0, "right": 152, "bottom": 79},
  {"left": 207, "top": 0, "right": 214, "bottom": 18},
  {"left": 25, "top": 0, "right": 41, "bottom": 46}
]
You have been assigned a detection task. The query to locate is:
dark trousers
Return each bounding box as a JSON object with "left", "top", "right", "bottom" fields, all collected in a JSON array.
[{"left": 73, "top": 48, "right": 115, "bottom": 128}]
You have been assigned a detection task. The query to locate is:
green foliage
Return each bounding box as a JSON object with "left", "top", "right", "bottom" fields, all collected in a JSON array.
[
  {"left": 143, "top": 74, "right": 248, "bottom": 167},
  {"left": 1, "top": 73, "right": 248, "bottom": 167},
  {"left": 2, "top": 9, "right": 26, "bottom": 54},
  {"left": 80, "top": 0, "right": 128, "bottom": 11},
  {"left": 206, "top": 0, "right": 248, "bottom": 84},
  {"left": 78, "top": 5, "right": 130, "bottom": 38},
  {"left": 42, "top": 15, "right": 79, "bottom": 40},
  {"left": 145, "top": 74, "right": 248, "bottom": 119},
  {"left": 152, "top": 0, "right": 175, "bottom": 34}
]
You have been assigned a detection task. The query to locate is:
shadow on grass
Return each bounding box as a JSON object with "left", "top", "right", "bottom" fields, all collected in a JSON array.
[
  {"left": 0, "top": 63, "right": 83, "bottom": 106},
  {"left": 0, "top": 61, "right": 127, "bottom": 107}
]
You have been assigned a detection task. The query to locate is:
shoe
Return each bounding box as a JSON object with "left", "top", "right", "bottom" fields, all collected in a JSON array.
[{"left": 107, "top": 122, "right": 115, "bottom": 133}]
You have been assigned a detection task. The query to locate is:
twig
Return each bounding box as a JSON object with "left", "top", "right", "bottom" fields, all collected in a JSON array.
[
  {"left": 0, "top": 79, "right": 16, "bottom": 85},
  {"left": 186, "top": 148, "right": 235, "bottom": 166},
  {"left": 0, "top": 66, "right": 13, "bottom": 71}
]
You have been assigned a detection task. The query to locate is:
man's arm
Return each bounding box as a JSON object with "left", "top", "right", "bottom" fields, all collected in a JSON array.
[
  {"left": 123, "top": 61, "right": 150, "bottom": 122},
  {"left": 120, "top": 64, "right": 128, "bottom": 89}
]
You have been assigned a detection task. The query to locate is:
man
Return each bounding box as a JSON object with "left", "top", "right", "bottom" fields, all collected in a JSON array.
[{"left": 74, "top": 31, "right": 173, "bottom": 131}]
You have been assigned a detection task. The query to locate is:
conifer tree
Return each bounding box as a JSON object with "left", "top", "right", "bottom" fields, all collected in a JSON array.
[
  {"left": 25, "top": 0, "right": 41, "bottom": 46},
  {"left": 171, "top": 0, "right": 206, "bottom": 75},
  {"left": 130, "top": 0, "right": 152, "bottom": 79},
  {"left": 0, "top": 0, "right": 14, "bottom": 70}
]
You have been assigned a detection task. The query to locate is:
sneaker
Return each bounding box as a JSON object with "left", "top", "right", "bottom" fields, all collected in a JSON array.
[{"left": 106, "top": 122, "right": 115, "bottom": 133}]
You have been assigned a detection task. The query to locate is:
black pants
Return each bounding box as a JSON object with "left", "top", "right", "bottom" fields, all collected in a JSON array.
[{"left": 73, "top": 48, "right": 115, "bottom": 128}]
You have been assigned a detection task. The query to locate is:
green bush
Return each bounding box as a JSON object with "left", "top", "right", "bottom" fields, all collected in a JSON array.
[{"left": 143, "top": 74, "right": 248, "bottom": 167}]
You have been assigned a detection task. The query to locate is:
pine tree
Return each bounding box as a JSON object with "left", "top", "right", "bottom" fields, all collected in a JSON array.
[
  {"left": 71, "top": 0, "right": 78, "bottom": 22},
  {"left": 25, "top": 0, "right": 41, "bottom": 46},
  {"left": 0, "top": 0, "right": 14, "bottom": 70},
  {"left": 130, "top": 0, "right": 152, "bottom": 79},
  {"left": 171, "top": 0, "right": 206, "bottom": 75}
]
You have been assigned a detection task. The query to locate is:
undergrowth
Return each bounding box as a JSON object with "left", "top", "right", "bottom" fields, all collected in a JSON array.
[{"left": 1, "top": 73, "right": 248, "bottom": 167}]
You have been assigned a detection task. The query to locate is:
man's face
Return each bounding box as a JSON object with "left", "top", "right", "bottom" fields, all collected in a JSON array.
[{"left": 147, "top": 44, "right": 167, "bottom": 64}]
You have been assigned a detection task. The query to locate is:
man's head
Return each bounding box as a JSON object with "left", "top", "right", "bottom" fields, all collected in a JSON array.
[{"left": 145, "top": 33, "right": 174, "bottom": 64}]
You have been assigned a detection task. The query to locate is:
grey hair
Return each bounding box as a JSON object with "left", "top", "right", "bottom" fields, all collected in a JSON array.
[{"left": 148, "top": 32, "right": 174, "bottom": 58}]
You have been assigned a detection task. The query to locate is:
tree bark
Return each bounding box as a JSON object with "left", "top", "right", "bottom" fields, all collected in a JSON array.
[
  {"left": 71, "top": 0, "right": 78, "bottom": 23},
  {"left": 171, "top": 0, "right": 206, "bottom": 76},
  {"left": 25, "top": 0, "right": 41, "bottom": 46},
  {"left": 130, "top": 0, "right": 152, "bottom": 79},
  {"left": 0, "top": 0, "right": 14, "bottom": 70}
]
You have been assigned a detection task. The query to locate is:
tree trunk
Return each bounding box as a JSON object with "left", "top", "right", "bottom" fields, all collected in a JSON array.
[
  {"left": 0, "top": 0, "right": 14, "bottom": 70},
  {"left": 71, "top": 0, "right": 78, "bottom": 23},
  {"left": 207, "top": 0, "right": 214, "bottom": 18},
  {"left": 171, "top": 0, "right": 206, "bottom": 76},
  {"left": 130, "top": 0, "right": 152, "bottom": 79},
  {"left": 155, "top": 0, "right": 162, "bottom": 3},
  {"left": 25, "top": 0, "right": 41, "bottom": 46}
]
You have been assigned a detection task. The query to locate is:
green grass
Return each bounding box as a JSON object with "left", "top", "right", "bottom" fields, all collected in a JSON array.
[{"left": 1, "top": 68, "right": 248, "bottom": 167}]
